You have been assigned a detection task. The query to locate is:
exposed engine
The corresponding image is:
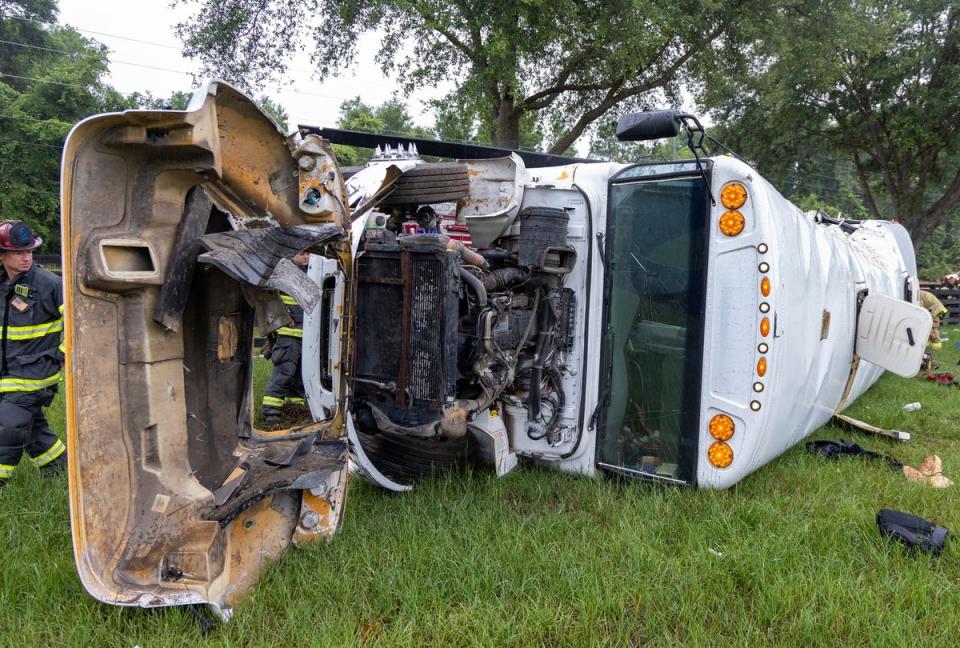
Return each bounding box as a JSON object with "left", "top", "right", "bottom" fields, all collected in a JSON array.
[{"left": 353, "top": 179, "right": 578, "bottom": 476}]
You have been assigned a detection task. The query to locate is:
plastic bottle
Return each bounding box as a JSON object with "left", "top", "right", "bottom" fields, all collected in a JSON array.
[{"left": 902, "top": 402, "right": 921, "bottom": 412}]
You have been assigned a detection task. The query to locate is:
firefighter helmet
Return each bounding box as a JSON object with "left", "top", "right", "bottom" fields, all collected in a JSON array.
[{"left": 0, "top": 220, "right": 42, "bottom": 251}]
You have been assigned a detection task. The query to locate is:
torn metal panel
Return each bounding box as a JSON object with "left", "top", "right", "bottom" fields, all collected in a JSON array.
[
  {"left": 206, "top": 439, "right": 347, "bottom": 527},
  {"left": 457, "top": 154, "right": 527, "bottom": 248},
  {"left": 154, "top": 187, "right": 213, "bottom": 332},
  {"left": 61, "top": 79, "right": 354, "bottom": 615},
  {"left": 239, "top": 284, "right": 294, "bottom": 336},
  {"left": 198, "top": 224, "right": 343, "bottom": 314},
  {"left": 269, "top": 258, "right": 321, "bottom": 314},
  {"left": 343, "top": 161, "right": 414, "bottom": 219}
]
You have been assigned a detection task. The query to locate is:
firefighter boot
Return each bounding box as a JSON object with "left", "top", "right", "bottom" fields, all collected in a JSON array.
[{"left": 39, "top": 452, "right": 67, "bottom": 475}]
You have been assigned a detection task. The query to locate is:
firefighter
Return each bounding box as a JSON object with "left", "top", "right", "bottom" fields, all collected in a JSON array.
[
  {"left": 261, "top": 251, "right": 310, "bottom": 425},
  {"left": 919, "top": 289, "right": 949, "bottom": 350},
  {"left": 0, "top": 221, "right": 66, "bottom": 487}
]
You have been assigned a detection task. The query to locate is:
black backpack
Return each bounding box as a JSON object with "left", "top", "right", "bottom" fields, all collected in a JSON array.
[{"left": 876, "top": 509, "right": 949, "bottom": 555}]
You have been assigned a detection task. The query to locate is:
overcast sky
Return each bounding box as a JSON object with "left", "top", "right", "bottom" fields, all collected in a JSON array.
[{"left": 56, "top": 0, "right": 449, "bottom": 132}]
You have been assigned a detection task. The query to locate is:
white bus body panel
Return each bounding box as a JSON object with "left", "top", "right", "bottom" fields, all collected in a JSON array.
[{"left": 696, "top": 157, "right": 918, "bottom": 489}]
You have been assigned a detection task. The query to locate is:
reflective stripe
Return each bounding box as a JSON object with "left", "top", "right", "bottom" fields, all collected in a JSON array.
[
  {"left": 0, "top": 371, "right": 61, "bottom": 392},
  {"left": 58, "top": 342, "right": 65, "bottom": 353},
  {"left": 4, "top": 318, "right": 63, "bottom": 340},
  {"left": 31, "top": 439, "right": 65, "bottom": 467},
  {"left": 58, "top": 304, "right": 64, "bottom": 314},
  {"left": 285, "top": 397, "right": 306, "bottom": 405},
  {"left": 277, "top": 327, "right": 302, "bottom": 338},
  {"left": 0, "top": 464, "right": 15, "bottom": 479},
  {"left": 280, "top": 295, "right": 298, "bottom": 306},
  {"left": 262, "top": 395, "right": 284, "bottom": 407}
]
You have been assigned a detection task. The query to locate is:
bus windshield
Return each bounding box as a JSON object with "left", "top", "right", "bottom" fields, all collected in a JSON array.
[{"left": 596, "top": 171, "right": 710, "bottom": 484}]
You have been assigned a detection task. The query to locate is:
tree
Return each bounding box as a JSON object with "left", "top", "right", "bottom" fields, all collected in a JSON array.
[
  {"left": 255, "top": 94, "right": 289, "bottom": 131},
  {"left": 127, "top": 89, "right": 193, "bottom": 110},
  {"left": 332, "top": 96, "right": 434, "bottom": 166},
  {"left": 176, "top": 0, "right": 760, "bottom": 152},
  {"left": 709, "top": 0, "right": 960, "bottom": 249},
  {"left": 1, "top": 0, "right": 130, "bottom": 253},
  {"left": 915, "top": 210, "right": 960, "bottom": 279},
  {"left": 129, "top": 89, "right": 289, "bottom": 130}
]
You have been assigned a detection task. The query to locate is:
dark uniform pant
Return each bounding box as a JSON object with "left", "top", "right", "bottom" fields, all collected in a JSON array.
[
  {"left": 0, "top": 386, "right": 65, "bottom": 482},
  {"left": 261, "top": 338, "right": 305, "bottom": 420}
]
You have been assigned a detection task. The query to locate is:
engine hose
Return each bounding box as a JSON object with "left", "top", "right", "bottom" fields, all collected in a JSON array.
[
  {"left": 447, "top": 238, "right": 488, "bottom": 269},
  {"left": 482, "top": 267, "right": 529, "bottom": 292},
  {"left": 459, "top": 267, "right": 487, "bottom": 307},
  {"left": 545, "top": 367, "right": 565, "bottom": 424},
  {"left": 479, "top": 248, "right": 515, "bottom": 265},
  {"left": 526, "top": 297, "right": 551, "bottom": 423},
  {"left": 528, "top": 366, "right": 542, "bottom": 423}
]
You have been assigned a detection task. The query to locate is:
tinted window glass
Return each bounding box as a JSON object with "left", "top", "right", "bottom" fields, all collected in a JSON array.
[{"left": 597, "top": 175, "right": 709, "bottom": 483}]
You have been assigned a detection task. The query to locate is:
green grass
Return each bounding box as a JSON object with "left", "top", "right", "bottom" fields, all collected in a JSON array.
[{"left": 2, "top": 338, "right": 959, "bottom": 646}]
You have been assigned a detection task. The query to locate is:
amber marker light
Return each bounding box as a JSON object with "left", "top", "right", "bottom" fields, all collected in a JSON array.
[
  {"left": 760, "top": 317, "right": 770, "bottom": 337},
  {"left": 757, "top": 357, "right": 768, "bottom": 377},
  {"left": 708, "top": 442, "right": 734, "bottom": 468},
  {"left": 709, "top": 414, "right": 735, "bottom": 441},
  {"left": 719, "top": 210, "right": 745, "bottom": 236},
  {"left": 760, "top": 277, "right": 771, "bottom": 297},
  {"left": 720, "top": 182, "right": 747, "bottom": 209}
]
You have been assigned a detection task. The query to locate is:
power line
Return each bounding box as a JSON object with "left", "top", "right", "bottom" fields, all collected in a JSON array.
[
  {"left": 0, "top": 72, "right": 84, "bottom": 88},
  {"left": 0, "top": 136, "right": 63, "bottom": 149},
  {"left": 0, "top": 38, "right": 75, "bottom": 55},
  {"left": 4, "top": 15, "right": 403, "bottom": 91},
  {"left": 0, "top": 113, "right": 67, "bottom": 123},
  {"left": 1, "top": 39, "right": 384, "bottom": 104},
  {"left": 70, "top": 27, "right": 181, "bottom": 51},
  {"left": 6, "top": 15, "right": 181, "bottom": 50}
]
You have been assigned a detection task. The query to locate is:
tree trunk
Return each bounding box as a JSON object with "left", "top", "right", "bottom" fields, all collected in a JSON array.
[{"left": 491, "top": 94, "right": 520, "bottom": 149}]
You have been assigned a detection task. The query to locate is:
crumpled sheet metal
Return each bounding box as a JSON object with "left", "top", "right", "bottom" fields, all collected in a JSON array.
[
  {"left": 198, "top": 224, "right": 344, "bottom": 315},
  {"left": 206, "top": 435, "right": 348, "bottom": 526}
]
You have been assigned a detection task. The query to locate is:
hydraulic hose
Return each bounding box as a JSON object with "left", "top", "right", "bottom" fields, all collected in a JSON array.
[{"left": 459, "top": 267, "right": 487, "bottom": 307}]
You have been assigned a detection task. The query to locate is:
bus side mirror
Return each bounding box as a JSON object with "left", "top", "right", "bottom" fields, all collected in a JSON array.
[{"left": 616, "top": 110, "right": 683, "bottom": 142}]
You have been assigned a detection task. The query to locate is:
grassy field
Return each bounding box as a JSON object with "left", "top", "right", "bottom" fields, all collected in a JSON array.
[{"left": 1, "top": 339, "right": 958, "bottom": 646}]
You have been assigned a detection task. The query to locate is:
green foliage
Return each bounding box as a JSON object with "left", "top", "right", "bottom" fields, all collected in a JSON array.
[
  {"left": 127, "top": 89, "right": 289, "bottom": 131},
  {"left": 0, "top": 0, "right": 57, "bottom": 77},
  {"left": 176, "top": 0, "right": 765, "bottom": 151},
  {"left": 255, "top": 94, "right": 288, "bottom": 131},
  {"left": 332, "top": 95, "right": 434, "bottom": 167},
  {"left": 127, "top": 89, "right": 194, "bottom": 110},
  {"left": 0, "top": 1, "right": 129, "bottom": 253},
  {"left": 916, "top": 211, "right": 960, "bottom": 279},
  {"left": 707, "top": 1, "right": 960, "bottom": 250}
]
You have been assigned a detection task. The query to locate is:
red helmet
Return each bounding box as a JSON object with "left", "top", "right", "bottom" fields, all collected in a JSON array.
[{"left": 0, "top": 220, "right": 42, "bottom": 251}]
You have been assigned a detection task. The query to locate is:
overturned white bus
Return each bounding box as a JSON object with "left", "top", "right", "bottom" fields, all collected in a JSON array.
[{"left": 61, "top": 82, "right": 930, "bottom": 615}]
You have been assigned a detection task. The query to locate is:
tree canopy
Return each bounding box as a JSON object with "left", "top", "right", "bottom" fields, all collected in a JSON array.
[
  {"left": 176, "top": 0, "right": 761, "bottom": 152},
  {"left": 710, "top": 0, "right": 960, "bottom": 250},
  {"left": 1, "top": 0, "right": 130, "bottom": 253},
  {"left": 332, "top": 96, "right": 434, "bottom": 166}
]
